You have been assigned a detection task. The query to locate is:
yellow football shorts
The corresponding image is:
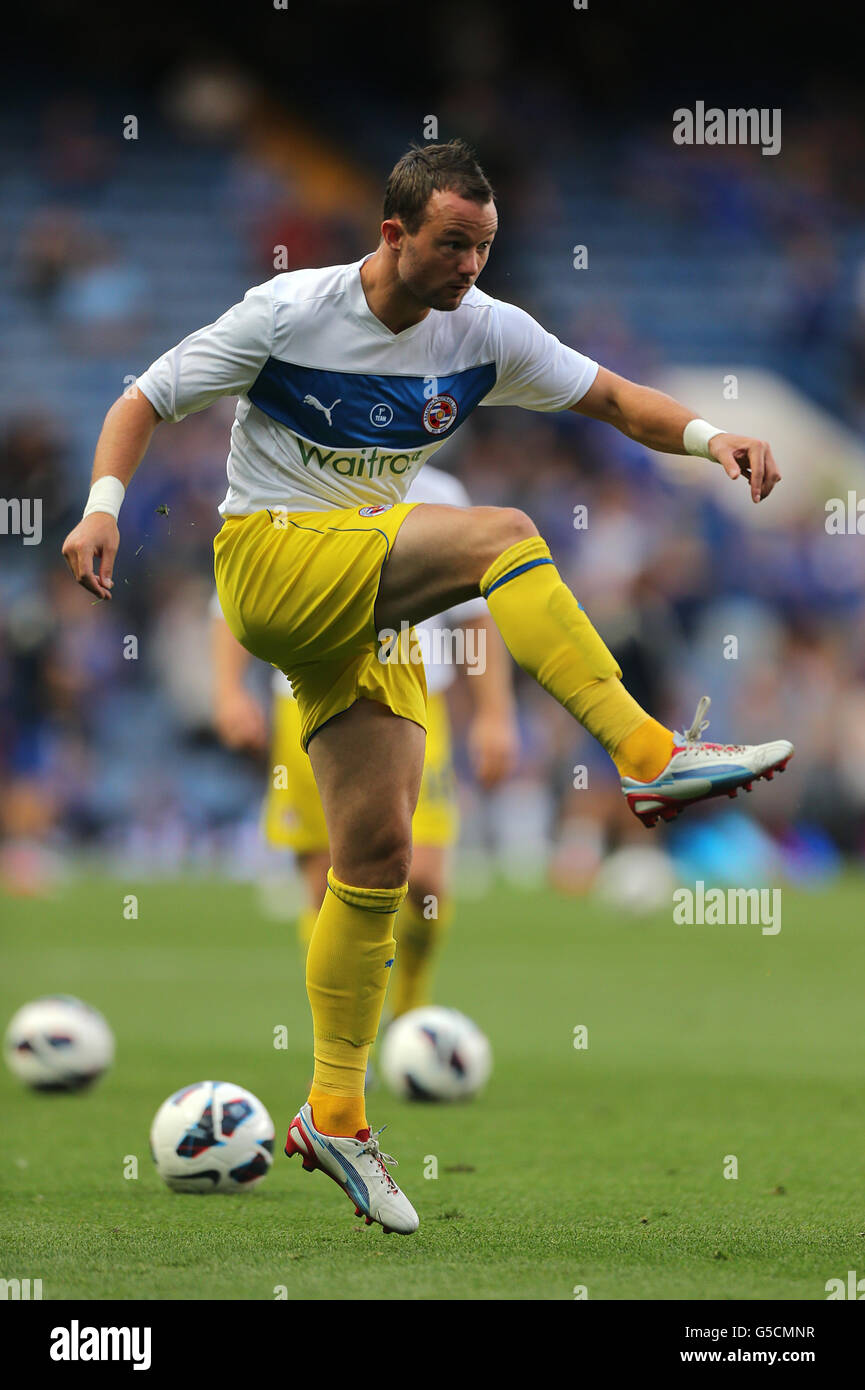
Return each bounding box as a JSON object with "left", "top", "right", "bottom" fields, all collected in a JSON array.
[
  {"left": 213, "top": 504, "right": 428, "bottom": 751},
  {"left": 263, "top": 687, "right": 458, "bottom": 852}
]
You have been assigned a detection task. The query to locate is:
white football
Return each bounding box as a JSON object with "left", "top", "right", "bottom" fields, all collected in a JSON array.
[
  {"left": 595, "top": 845, "right": 676, "bottom": 914},
  {"left": 150, "top": 1080, "right": 274, "bottom": 1193},
  {"left": 380, "top": 1006, "right": 492, "bottom": 1102},
  {"left": 4, "top": 995, "right": 114, "bottom": 1092}
]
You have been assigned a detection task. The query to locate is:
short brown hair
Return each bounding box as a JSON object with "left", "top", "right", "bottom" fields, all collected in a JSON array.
[{"left": 383, "top": 140, "right": 495, "bottom": 235}]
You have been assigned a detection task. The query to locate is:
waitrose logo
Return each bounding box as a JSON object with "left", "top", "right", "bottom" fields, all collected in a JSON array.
[{"left": 297, "top": 438, "right": 425, "bottom": 478}]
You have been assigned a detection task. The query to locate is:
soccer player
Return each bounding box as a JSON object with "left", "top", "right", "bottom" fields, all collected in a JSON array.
[
  {"left": 62, "top": 140, "right": 793, "bottom": 1235},
  {"left": 211, "top": 461, "right": 519, "bottom": 1020}
]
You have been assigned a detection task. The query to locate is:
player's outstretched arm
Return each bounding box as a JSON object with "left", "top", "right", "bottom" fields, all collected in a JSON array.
[
  {"left": 570, "top": 365, "right": 781, "bottom": 504},
  {"left": 62, "top": 391, "right": 162, "bottom": 600}
]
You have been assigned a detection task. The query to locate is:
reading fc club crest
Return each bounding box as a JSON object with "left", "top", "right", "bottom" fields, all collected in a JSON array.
[
  {"left": 359, "top": 504, "right": 393, "bottom": 516},
  {"left": 422, "top": 394, "right": 458, "bottom": 435}
]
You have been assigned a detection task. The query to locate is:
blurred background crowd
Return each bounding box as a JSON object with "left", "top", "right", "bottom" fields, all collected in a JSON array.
[{"left": 2, "top": 1, "right": 864, "bottom": 904}]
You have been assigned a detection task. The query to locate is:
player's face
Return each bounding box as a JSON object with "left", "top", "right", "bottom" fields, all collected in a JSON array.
[{"left": 397, "top": 191, "right": 498, "bottom": 310}]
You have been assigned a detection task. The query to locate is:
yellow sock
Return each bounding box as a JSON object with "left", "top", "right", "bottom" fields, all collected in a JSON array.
[
  {"left": 614, "top": 717, "right": 675, "bottom": 783},
  {"left": 306, "top": 868, "right": 406, "bottom": 1136},
  {"left": 390, "top": 896, "right": 452, "bottom": 1018},
  {"left": 480, "top": 537, "right": 673, "bottom": 779},
  {"left": 297, "top": 906, "right": 318, "bottom": 950}
]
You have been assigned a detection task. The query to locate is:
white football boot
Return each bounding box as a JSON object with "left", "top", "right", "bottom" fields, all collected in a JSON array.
[
  {"left": 621, "top": 695, "right": 794, "bottom": 829},
  {"left": 284, "top": 1102, "right": 419, "bottom": 1235}
]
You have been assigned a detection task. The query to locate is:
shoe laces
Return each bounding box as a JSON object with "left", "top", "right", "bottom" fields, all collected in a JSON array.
[
  {"left": 679, "top": 695, "right": 743, "bottom": 755},
  {"left": 358, "top": 1126, "right": 399, "bottom": 1193},
  {"left": 683, "top": 695, "right": 712, "bottom": 743}
]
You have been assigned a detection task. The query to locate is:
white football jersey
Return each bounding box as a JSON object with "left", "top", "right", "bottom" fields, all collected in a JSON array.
[{"left": 136, "top": 255, "right": 598, "bottom": 517}]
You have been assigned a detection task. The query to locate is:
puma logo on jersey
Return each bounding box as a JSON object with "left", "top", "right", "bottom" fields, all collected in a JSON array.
[{"left": 303, "top": 394, "right": 341, "bottom": 427}]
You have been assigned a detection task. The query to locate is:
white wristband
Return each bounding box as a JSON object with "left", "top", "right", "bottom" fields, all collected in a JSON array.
[
  {"left": 82, "top": 476, "right": 125, "bottom": 521},
  {"left": 683, "top": 418, "right": 724, "bottom": 459}
]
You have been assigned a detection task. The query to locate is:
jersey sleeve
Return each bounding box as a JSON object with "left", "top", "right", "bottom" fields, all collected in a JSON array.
[
  {"left": 481, "top": 299, "right": 599, "bottom": 412},
  {"left": 135, "top": 281, "right": 274, "bottom": 423}
]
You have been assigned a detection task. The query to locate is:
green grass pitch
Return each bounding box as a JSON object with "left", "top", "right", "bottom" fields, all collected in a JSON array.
[{"left": 2, "top": 872, "right": 864, "bottom": 1301}]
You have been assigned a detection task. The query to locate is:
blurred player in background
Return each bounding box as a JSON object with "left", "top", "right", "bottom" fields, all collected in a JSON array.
[{"left": 212, "top": 463, "right": 518, "bottom": 1020}]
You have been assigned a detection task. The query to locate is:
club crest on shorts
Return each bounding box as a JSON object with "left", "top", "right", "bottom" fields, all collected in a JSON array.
[
  {"left": 422, "top": 394, "right": 458, "bottom": 435},
  {"left": 359, "top": 504, "right": 393, "bottom": 516}
]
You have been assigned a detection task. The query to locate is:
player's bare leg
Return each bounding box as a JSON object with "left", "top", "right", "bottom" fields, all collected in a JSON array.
[
  {"left": 298, "top": 852, "right": 330, "bottom": 904},
  {"left": 377, "top": 503, "right": 793, "bottom": 824},
  {"left": 295, "top": 850, "right": 330, "bottom": 949},
  {"left": 284, "top": 698, "right": 423, "bottom": 1232},
  {"left": 387, "top": 843, "right": 450, "bottom": 1019},
  {"left": 307, "top": 699, "right": 424, "bottom": 888},
  {"left": 404, "top": 844, "right": 447, "bottom": 926},
  {"left": 376, "top": 503, "right": 532, "bottom": 627}
]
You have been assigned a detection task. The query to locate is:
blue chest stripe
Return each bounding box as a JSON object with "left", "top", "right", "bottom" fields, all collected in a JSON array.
[{"left": 247, "top": 358, "right": 496, "bottom": 449}]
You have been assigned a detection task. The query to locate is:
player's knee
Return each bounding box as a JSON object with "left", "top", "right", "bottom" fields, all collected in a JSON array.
[
  {"left": 477, "top": 507, "right": 538, "bottom": 571},
  {"left": 336, "top": 819, "right": 412, "bottom": 888}
]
